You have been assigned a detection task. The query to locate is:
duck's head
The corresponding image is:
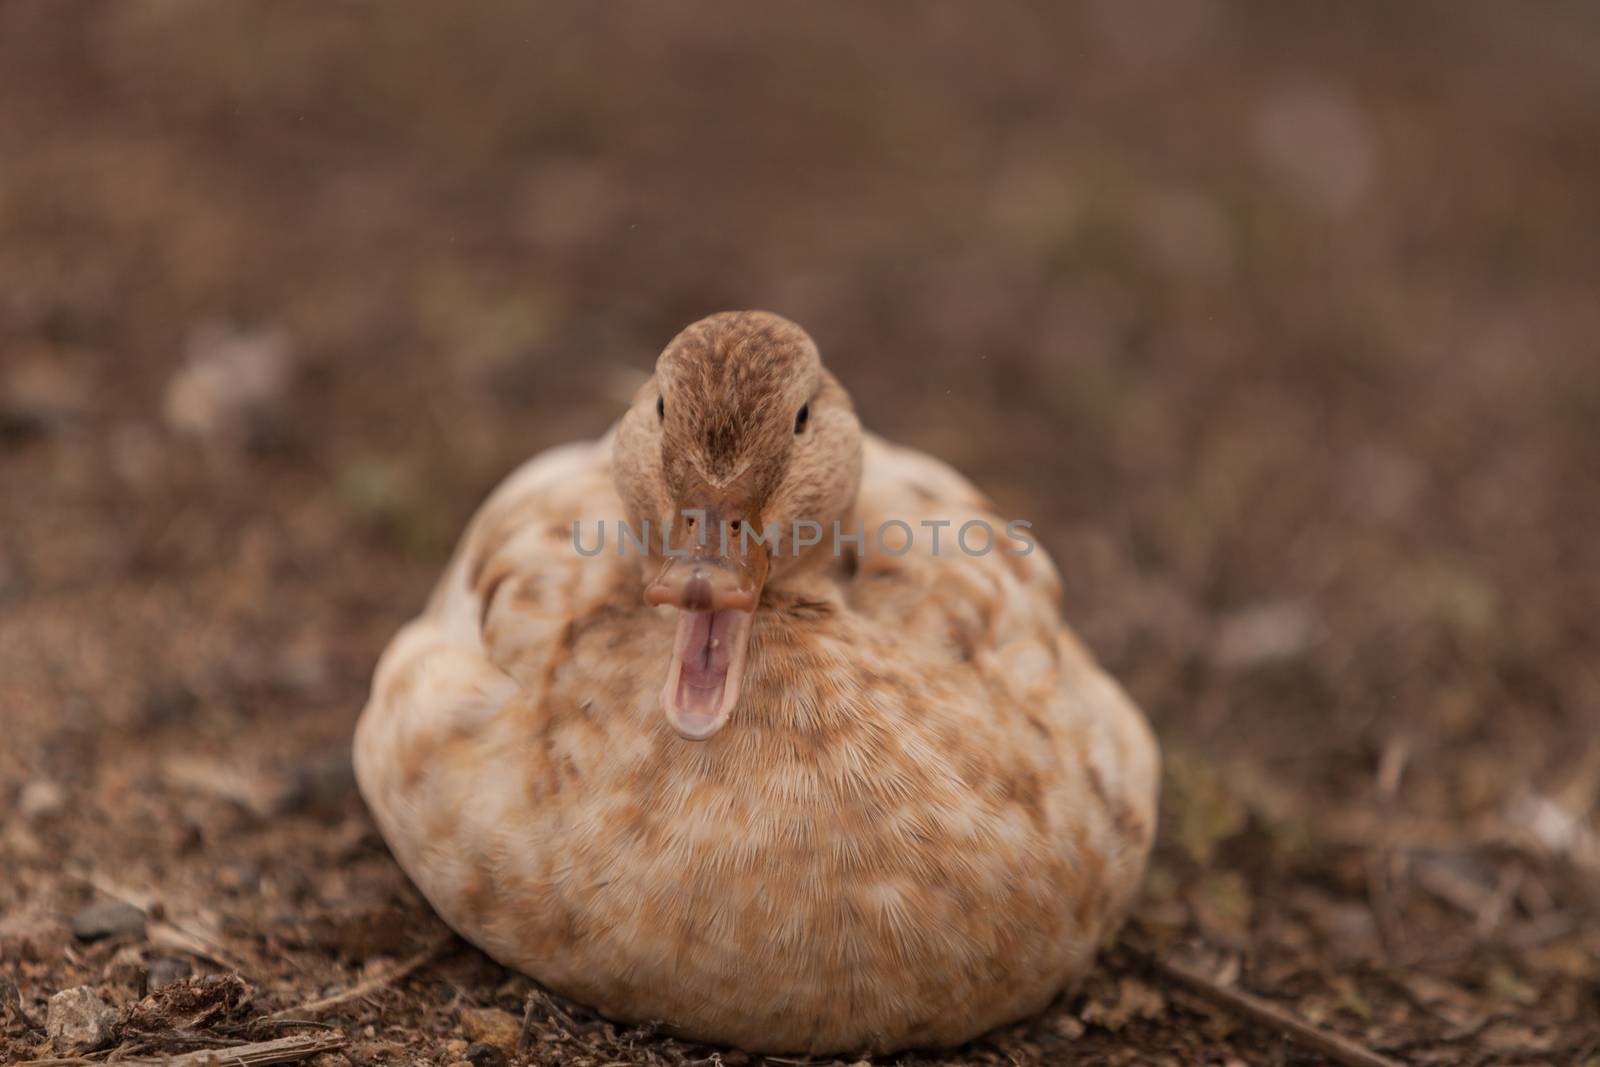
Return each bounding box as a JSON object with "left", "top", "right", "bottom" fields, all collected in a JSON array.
[{"left": 612, "top": 311, "right": 863, "bottom": 740}]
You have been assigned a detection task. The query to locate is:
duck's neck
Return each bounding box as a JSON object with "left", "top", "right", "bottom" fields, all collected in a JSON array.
[{"left": 758, "top": 535, "right": 855, "bottom": 606}]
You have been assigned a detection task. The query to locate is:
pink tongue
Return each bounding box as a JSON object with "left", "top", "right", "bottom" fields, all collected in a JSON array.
[{"left": 676, "top": 609, "right": 738, "bottom": 716}]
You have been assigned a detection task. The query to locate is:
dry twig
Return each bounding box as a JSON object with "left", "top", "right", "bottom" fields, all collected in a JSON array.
[
  {"left": 1, "top": 974, "right": 44, "bottom": 1034},
  {"left": 72, "top": 874, "right": 253, "bottom": 975},
  {"left": 265, "top": 932, "right": 452, "bottom": 1020},
  {"left": 91, "top": 1033, "right": 342, "bottom": 1067},
  {"left": 519, "top": 984, "right": 616, "bottom": 1048},
  {"left": 1142, "top": 952, "right": 1404, "bottom": 1067}
]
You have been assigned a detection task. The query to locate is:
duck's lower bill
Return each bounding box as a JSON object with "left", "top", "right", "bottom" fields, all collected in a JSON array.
[{"left": 661, "top": 607, "right": 753, "bottom": 739}]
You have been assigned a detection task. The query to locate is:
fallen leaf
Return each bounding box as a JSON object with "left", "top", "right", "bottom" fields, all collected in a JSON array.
[
  {"left": 460, "top": 1006, "right": 522, "bottom": 1051},
  {"left": 1080, "top": 976, "right": 1166, "bottom": 1032}
]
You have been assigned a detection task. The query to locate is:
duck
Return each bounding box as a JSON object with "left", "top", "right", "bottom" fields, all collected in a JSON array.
[{"left": 353, "top": 310, "right": 1159, "bottom": 1055}]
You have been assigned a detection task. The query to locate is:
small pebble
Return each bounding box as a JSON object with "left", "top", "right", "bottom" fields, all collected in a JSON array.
[
  {"left": 276, "top": 747, "right": 357, "bottom": 815},
  {"left": 0, "top": 351, "right": 92, "bottom": 440},
  {"left": 47, "top": 986, "right": 118, "bottom": 1050},
  {"left": 18, "top": 779, "right": 65, "bottom": 820},
  {"left": 162, "top": 321, "right": 294, "bottom": 447},
  {"left": 106, "top": 944, "right": 146, "bottom": 990},
  {"left": 218, "top": 862, "right": 262, "bottom": 895},
  {"left": 72, "top": 900, "right": 147, "bottom": 942},
  {"left": 0, "top": 912, "right": 71, "bottom": 962},
  {"left": 140, "top": 681, "right": 200, "bottom": 727},
  {"left": 465, "top": 1043, "right": 507, "bottom": 1067}
]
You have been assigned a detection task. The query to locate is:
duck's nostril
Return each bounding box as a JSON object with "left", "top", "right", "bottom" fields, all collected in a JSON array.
[{"left": 681, "top": 576, "right": 714, "bottom": 612}]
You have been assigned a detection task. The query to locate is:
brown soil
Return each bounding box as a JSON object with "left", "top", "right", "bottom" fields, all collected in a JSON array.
[{"left": 2, "top": 4, "right": 1598, "bottom": 1065}]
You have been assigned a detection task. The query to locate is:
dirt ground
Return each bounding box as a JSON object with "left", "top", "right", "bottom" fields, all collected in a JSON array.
[{"left": 2, "top": 3, "right": 1598, "bottom": 1065}]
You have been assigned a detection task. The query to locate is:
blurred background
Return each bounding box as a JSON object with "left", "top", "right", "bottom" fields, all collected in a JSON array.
[{"left": 2, "top": 3, "right": 1597, "bottom": 1063}]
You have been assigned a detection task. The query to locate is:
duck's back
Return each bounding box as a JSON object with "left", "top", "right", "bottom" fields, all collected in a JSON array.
[{"left": 355, "top": 433, "right": 1158, "bottom": 1054}]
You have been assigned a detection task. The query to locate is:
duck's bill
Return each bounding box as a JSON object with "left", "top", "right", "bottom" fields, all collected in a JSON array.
[
  {"left": 644, "top": 522, "right": 768, "bottom": 740},
  {"left": 661, "top": 607, "right": 753, "bottom": 740}
]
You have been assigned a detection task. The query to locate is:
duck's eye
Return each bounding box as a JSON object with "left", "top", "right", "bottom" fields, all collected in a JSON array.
[
  {"left": 656, "top": 395, "right": 665, "bottom": 421},
  {"left": 794, "top": 402, "right": 810, "bottom": 434}
]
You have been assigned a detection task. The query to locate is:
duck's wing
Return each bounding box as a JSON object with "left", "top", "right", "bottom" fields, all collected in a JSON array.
[
  {"left": 850, "top": 432, "right": 1067, "bottom": 666},
  {"left": 353, "top": 438, "right": 630, "bottom": 950},
  {"left": 424, "top": 439, "right": 633, "bottom": 684},
  {"left": 851, "top": 433, "right": 1160, "bottom": 916}
]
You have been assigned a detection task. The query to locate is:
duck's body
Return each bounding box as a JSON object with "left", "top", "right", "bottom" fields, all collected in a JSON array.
[{"left": 355, "top": 312, "right": 1158, "bottom": 1054}]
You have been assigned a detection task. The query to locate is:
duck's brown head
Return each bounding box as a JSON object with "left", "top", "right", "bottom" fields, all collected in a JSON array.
[{"left": 612, "top": 311, "right": 863, "bottom": 739}]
